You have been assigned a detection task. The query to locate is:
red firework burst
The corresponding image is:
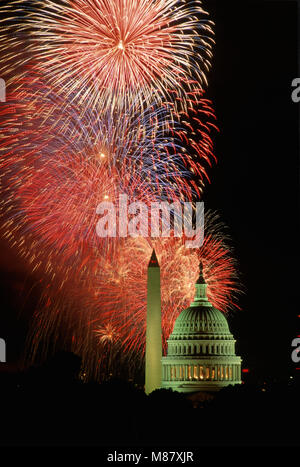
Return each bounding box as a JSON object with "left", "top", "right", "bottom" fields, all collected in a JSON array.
[{"left": 0, "top": 0, "right": 214, "bottom": 113}]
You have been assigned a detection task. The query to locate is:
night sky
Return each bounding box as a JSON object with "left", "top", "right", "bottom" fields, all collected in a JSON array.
[
  {"left": 0, "top": 0, "right": 299, "bottom": 381},
  {"left": 204, "top": 0, "right": 299, "bottom": 379}
]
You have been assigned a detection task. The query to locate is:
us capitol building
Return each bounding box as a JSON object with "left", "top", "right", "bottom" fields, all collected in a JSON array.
[{"left": 161, "top": 263, "right": 242, "bottom": 393}]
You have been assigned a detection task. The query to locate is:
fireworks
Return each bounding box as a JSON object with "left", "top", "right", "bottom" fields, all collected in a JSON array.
[
  {"left": 0, "top": 72, "right": 217, "bottom": 267},
  {"left": 0, "top": 0, "right": 214, "bottom": 113},
  {"left": 0, "top": 1, "right": 241, "bottom": 382},
  {"left": 94, "top": 324, "right": 120, "bottom": 345},
  {"left": 0, "top": 78, "right": 224, "bottom": 382}
]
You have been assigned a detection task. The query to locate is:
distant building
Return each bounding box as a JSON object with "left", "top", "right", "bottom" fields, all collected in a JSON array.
[{"left": 161, "top": 263, "right": 241, "bottom": 393}]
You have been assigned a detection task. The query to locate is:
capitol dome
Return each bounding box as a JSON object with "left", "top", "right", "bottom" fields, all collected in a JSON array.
[{"left": 161, "top": 263, "right": 242, "bottom": 393}]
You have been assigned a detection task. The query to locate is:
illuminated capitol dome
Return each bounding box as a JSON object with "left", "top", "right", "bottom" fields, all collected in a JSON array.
[{"left": 161, "top": 263, "right": 242, "bottom": 393}]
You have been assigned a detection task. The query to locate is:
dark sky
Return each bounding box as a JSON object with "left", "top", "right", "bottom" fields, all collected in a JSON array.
[
  {"left": 0, "top": 0, "right": 299, "bottom": 380},
  {"left": 203, "top": 0, "right": 299, "bottom": 379}
]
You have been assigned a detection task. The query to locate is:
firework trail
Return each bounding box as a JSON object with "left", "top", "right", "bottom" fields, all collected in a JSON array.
[{"left": 0, "top": 0, "right": 214, "bottom": 114}]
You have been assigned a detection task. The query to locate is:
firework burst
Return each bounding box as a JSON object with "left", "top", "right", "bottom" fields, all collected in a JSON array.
[{"left": 0, "top": 0, "right": 214, "bottom": 113}]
